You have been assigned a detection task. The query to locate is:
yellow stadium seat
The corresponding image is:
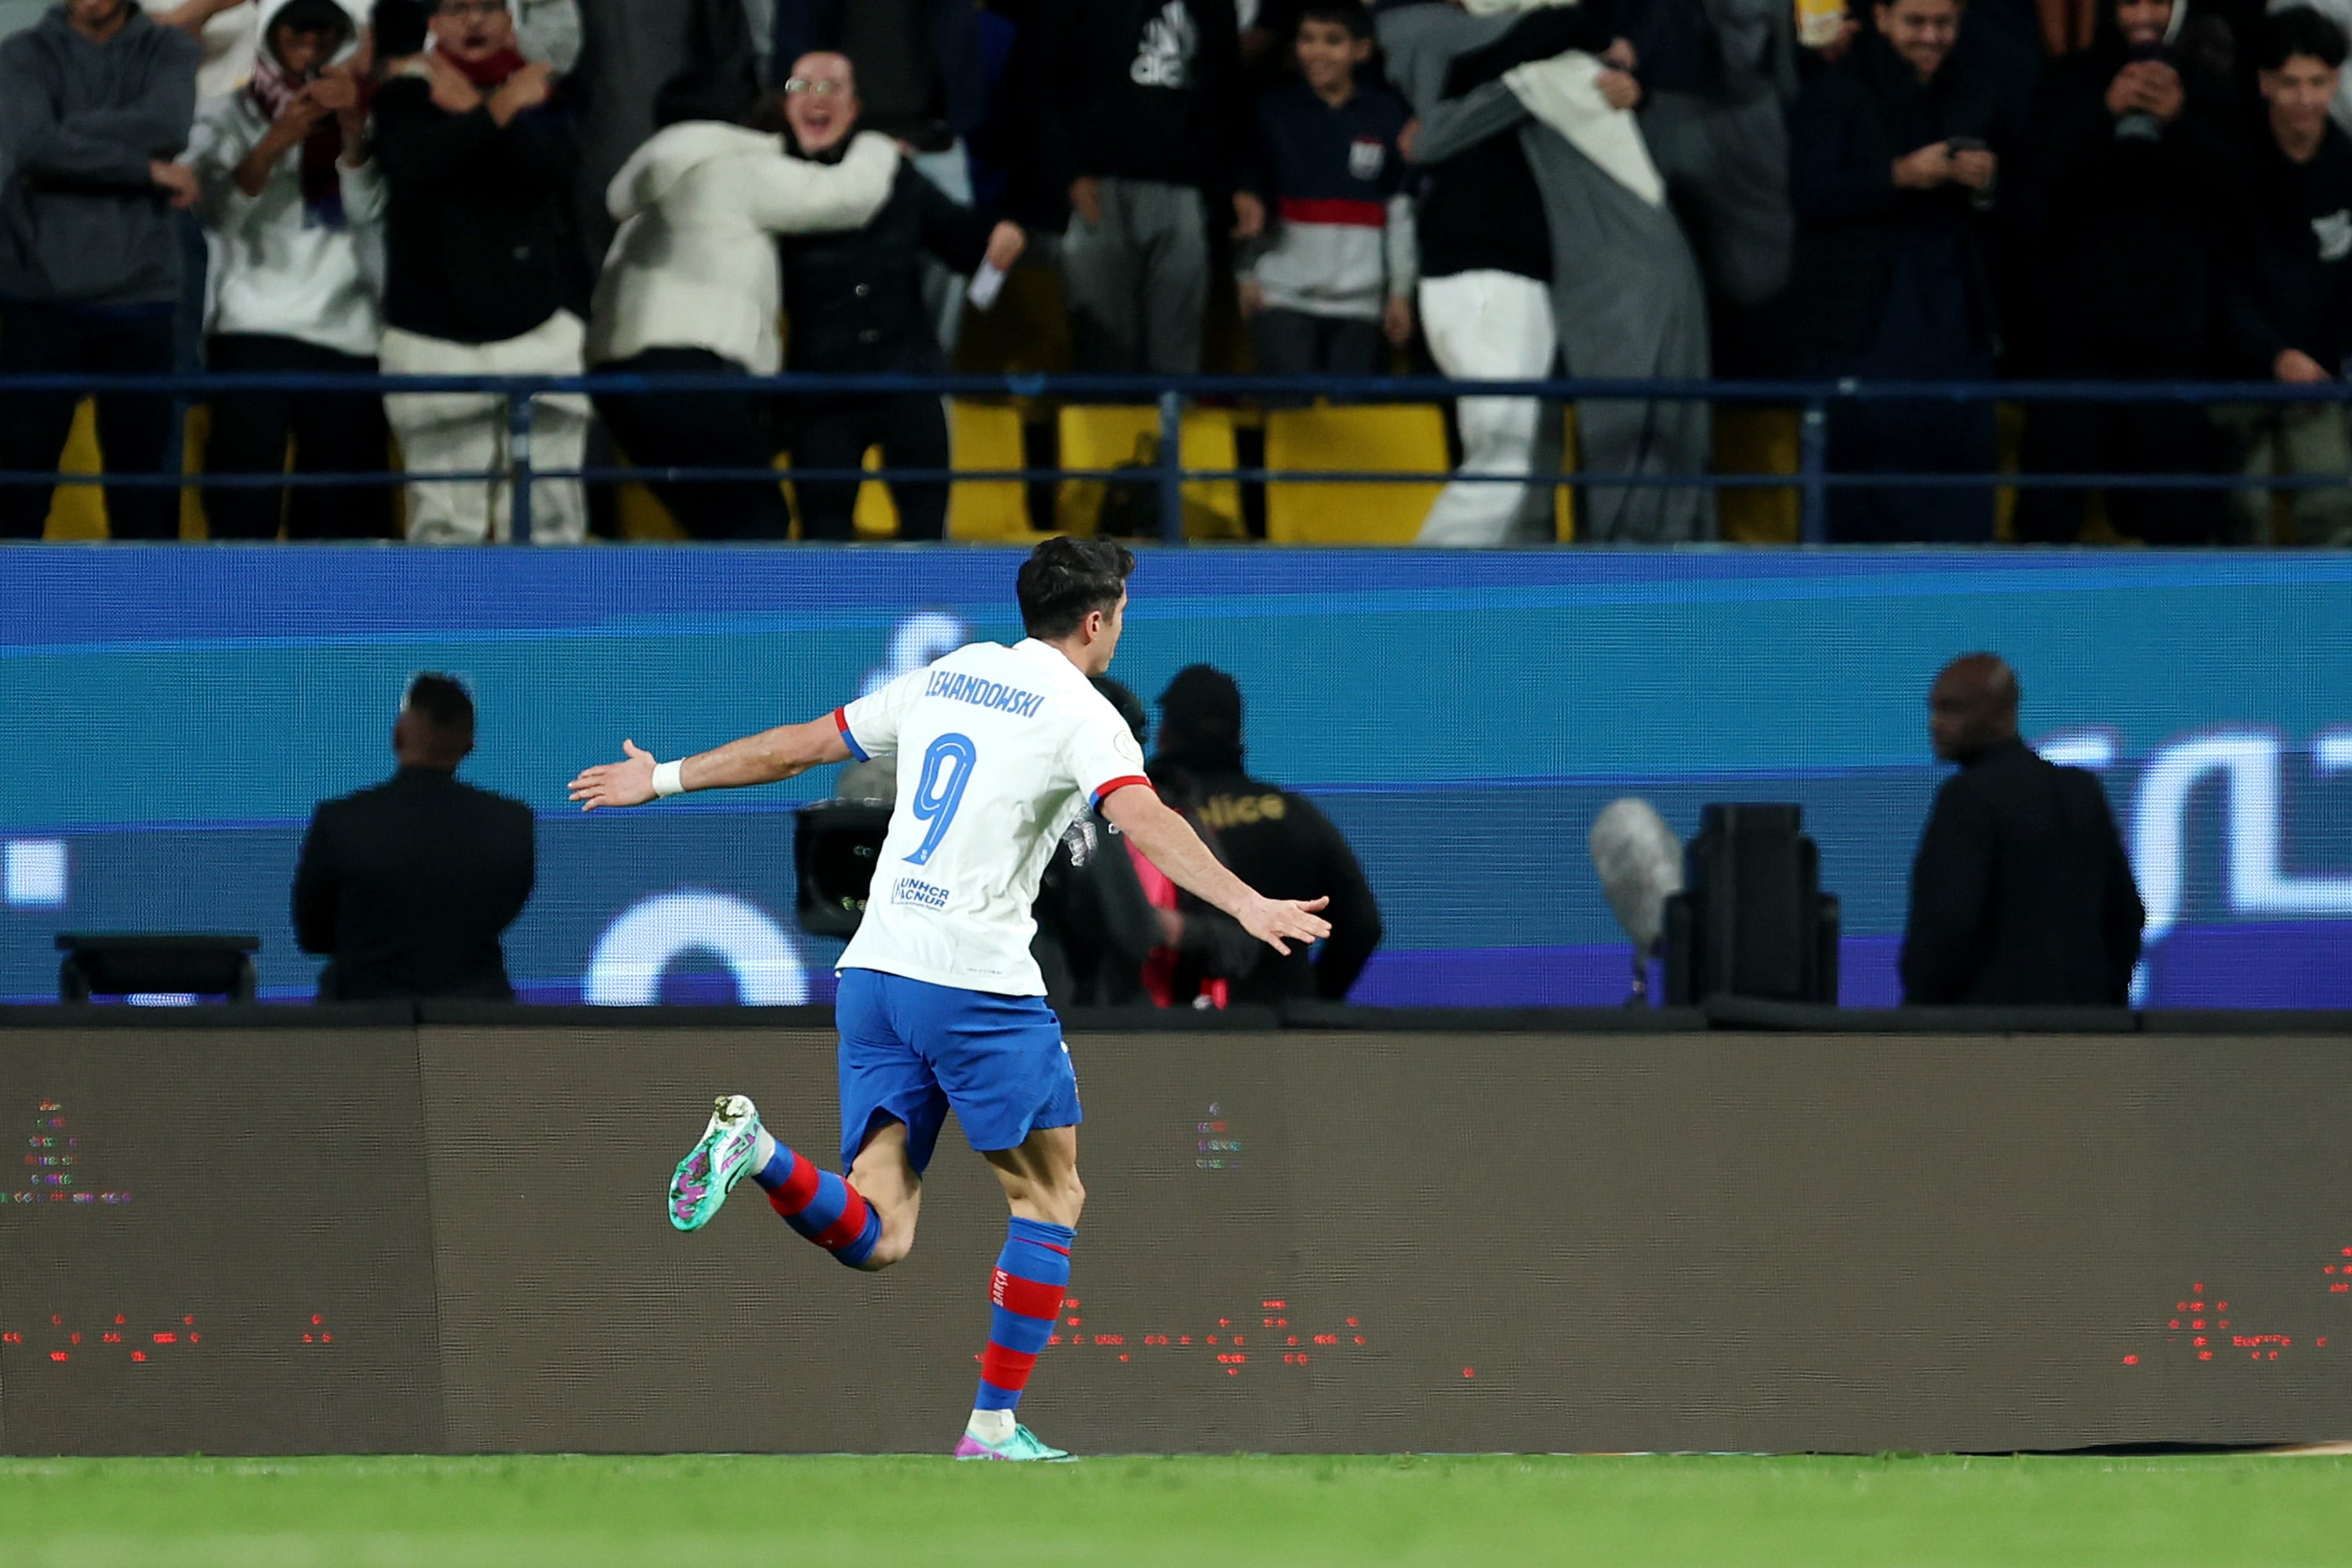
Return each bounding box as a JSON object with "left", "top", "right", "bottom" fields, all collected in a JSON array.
[
  {"left": 1264, "top": 403, "right": 1446, "bottom": 544},
  {"left": 844, "top": 400, "right": 1040, "bottom": 540},
  {"left": 946, "top": 400, "right": 1038, "bottom": 540},
  {"left": 1054, "top": 405, "right": 1243, "bottom": 539},
  {"left": 1713, "top": 405, "right": 1799, "bottom": 544},
  {"left": 44, "top": 399, "right": 209, "bottom": 539}
]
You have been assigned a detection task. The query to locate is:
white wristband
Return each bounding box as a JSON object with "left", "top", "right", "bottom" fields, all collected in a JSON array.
[{"left": 651, "top": 759, "right": 685, "bottom": 799}]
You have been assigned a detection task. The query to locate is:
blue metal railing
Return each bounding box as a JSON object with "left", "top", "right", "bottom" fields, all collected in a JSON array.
[{"left": 5, "top": 371, "right": 2349, "bottom": 545}]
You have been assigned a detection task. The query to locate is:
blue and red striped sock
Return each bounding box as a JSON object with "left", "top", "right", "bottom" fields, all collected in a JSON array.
[
  {"left": 975, "top": 1216, "right": 1075, "bottom": 1413},
  {"left": 751, "top": 1137, "right": 880, "bottom": 1269}
]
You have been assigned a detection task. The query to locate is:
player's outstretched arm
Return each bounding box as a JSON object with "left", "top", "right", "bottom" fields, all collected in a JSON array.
[
  {"left": 1100, "top": 786, "right": 1333, "bottom": 956},
  {"left": 567, "top": 718, "right": 855, "bottom": 811}
]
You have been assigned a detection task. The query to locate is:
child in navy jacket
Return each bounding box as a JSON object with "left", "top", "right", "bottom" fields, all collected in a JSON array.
[{"left": 1233, "top": 0, "right": 1417, "bottom": 379}]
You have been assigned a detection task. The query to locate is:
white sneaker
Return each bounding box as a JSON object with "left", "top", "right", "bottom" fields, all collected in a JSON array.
[{"left": 668, "top": 1094, "right": 763, "bottom": 1233}]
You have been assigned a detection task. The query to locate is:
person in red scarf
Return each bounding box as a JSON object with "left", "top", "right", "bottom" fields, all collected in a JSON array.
[
  {"left": 372, "top": 0, "right": 590, "bottom": 543},
  {"left": 194, "top": 0, "right": 393, "bottom": 539}
]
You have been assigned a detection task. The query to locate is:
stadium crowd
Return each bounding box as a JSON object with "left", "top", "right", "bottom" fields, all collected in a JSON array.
[{"left": 5, "top": 0, "right": 2352, "bottom": 544}]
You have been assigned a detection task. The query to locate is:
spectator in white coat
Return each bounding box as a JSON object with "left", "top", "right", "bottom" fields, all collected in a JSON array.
[
  {"left": 586, "top": 65, "right": 897, "bottom": 539},
  {"left": 194, "top": 0, "right": 392, "bottom": 537}
]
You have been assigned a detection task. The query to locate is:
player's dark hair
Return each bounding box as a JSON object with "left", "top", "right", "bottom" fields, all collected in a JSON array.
[
  {"left": 1298, "top": 0, "right": 1374, "bottom": 39},
  {"left": 1018, "top": 537, "right": 1134, "bottom": 641},
  {"left": 404, "top": 672, "right": 476, "bottom": 746},
  {"left": 2259, "top": 5, "right": 2348, "bottom": 70}
]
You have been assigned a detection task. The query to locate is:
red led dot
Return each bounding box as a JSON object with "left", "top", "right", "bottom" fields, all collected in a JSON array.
[
  {"left": 2193, "top": 1283, "right": 2204, "bottom": 1292},
  {"left": 1226, "top": 1367, "right": 1239, "bottom": 1376},
  {"left": 114, "top": 1316, "right": 124, "bottom": 1325},
  {"left": 130, "top": 1352, "right": 146, "bottom": 1363},
  {"left": 2217, "top": 1302, "right": 2229, "bottom": 1311},
  {"left": 1354, "top": 1336, "right": 1365, "bottom": 1345},
  {"left": 188, "top": 1334, "right": 198, "bottom": 1344},
  {"left": 2198, "top": 1352, "right": 2213, "bottom": 1360},
  {"left": 1118, "top": 1354, "right": 1128, "bottom": 1362},
  {"left": 1207, "top": 1335, "right": 1218, "bottom": 1345},
  {"left": 1345, "top": 1318, "right": 1359, "bottom": 1328},
  {"left": 183, "top": 1316, "right": 193, "bottom": 1326},
  {"left": 1462, "top": 1367, "right": 1475, "bottom": 1378},
  {"left": 2319, "top": 1338, "right": 2330, "bottom": 1348},
  {"left": 2122, "top": 1355, "right": 2139, "bottom": 1365},
  {"left": 311, "top": 1315, "right": 322, "bottom": 1326},
  {"left": 303, "top": 1334, "right": 314, "bottom": 1344},
  {"left": 1232, "top": 1336, "right": 1245, "bottom": 1346}
]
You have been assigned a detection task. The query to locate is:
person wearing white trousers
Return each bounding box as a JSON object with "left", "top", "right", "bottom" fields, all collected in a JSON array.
[
  {"left": 1415, "top": 268, "right": 1558, "bottom": 546},
  {"left": 381, "top": 309, "right": 592, "bottom": 544}
]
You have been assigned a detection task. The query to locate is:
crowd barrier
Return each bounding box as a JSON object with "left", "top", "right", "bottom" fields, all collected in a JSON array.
[
  {"left": 7, "top": 372, "right": 2352, "bottom": 544},
  {"left": 5, "top": 1006, "right": 2349, "bottom": 1456}
]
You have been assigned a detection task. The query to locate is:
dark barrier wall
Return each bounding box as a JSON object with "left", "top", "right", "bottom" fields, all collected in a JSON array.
[{"left": 5, "top": 1021, "right": 2351, "bottom": 1454}]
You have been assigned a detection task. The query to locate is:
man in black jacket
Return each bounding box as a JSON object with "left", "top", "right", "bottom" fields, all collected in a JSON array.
[
  {"left": 1150, "top": 665, "right": 1382, "bottom": 1005},
  {"left": 2221, "top": 6, "right": 2352, "bottom": 546},
  {"left": 1788, "top": 0, "right": 2009, "bottom": 542},
  {"left": 776, "top": 50, "right": 1023, "bottom": 540},
  {"left": 293, "top": 673, "right": 535, "bottom": 1002},
  {"left": 2013, "top": 0, "right": 2238, "bottom": 545},
  {"left": 374, "top": 0, "right": 590, "bottom": 543},
  {"left": 1900, "top": 653, "right": 2143, "bottom": 1007}
]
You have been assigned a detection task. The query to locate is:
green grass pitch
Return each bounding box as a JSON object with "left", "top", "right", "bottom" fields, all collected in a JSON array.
[{"left": 3, "top": 1453, "right": 2343, "bottom": 1567}]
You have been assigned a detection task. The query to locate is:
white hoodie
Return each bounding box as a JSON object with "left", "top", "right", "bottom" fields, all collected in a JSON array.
[
  {"left": 191, "top": 0, "right": 383, "bottom": 358},
  {"left": 588, "top": 125, "right": 898, "bottom": 373}
]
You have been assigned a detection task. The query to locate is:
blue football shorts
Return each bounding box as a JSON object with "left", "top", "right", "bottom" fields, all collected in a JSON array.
[{"left": 833, "top": 967, "right": 1083, "bottom": 1175}]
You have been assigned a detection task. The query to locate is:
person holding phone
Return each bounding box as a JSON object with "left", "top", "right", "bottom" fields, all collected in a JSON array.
[
  {"left": 2010, "top": 0, "right": 2238, "bottom": 546},
  {"left": 1786, "top": 0, "right": 2014, "bottom": 543}
]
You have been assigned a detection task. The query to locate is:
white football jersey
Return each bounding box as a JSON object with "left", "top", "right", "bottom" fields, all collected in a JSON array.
[{"left": 833, "top": 638, "right": 1153, "bottom": 996}]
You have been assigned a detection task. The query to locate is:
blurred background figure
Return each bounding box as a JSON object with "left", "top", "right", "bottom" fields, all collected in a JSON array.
[
  {"left": 768, "top": 0, "right": 990, "bottom": 353},
  {"left": 374, "top": 0, "right": 590, "bottom": 543},
  {"left": 293, "top": 673, "right": 535, "bottom": 1001},
  {"left": 1232, "top": 0, "right": 1417, "bottom": 383},
  {"left": 0, "top": 0, "right": 200, "bottom": 542},
  {"left": 774, "top": 49, "right": 1023, "bottom": 542},
  {"left": 1900, "top": 653, "right": 2143, "bottom": 1006},
  {"left": 2221, "top": 6, "right": 2352, "bottom": 546},
  {"left": 1036, "top": 0, "right": 1242, "bottom": 376},
  {"left": 1788, "top": 0, "right": 2009, "bottom": 543},
  {"left": 2011, "top": 0, "right": 2235, "bottom": 546},
  {"left": 1150, "top": 665, "right": 1382, "bottom": 1005},
  {"left": 194, "top": 0, "right": 393, "bottom": 540},
  {"left": 587, "top": 60, "right": 898, "bottom": 540}
]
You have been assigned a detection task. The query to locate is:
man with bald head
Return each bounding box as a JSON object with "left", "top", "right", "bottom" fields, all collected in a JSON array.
[{"left": 1900, "top": 654, "right": 2144, "bottom": 1007}]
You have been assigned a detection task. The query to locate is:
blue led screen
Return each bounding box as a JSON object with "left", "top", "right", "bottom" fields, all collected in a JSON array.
[{"left": 3, "top": 546, "right": 2348, "bottom": 1008}]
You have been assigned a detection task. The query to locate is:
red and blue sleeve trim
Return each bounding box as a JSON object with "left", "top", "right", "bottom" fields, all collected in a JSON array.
[
  {"left": 833, "top": 706, "right": 869, "bottom": 762},
  {"left": 1090, "top": 775, "right": 1154, "bottom": 811}
]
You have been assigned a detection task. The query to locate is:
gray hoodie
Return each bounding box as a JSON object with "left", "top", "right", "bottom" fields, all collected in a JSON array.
[{"left": 0, "top": 5, "right": 199, "bottom": 307}]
